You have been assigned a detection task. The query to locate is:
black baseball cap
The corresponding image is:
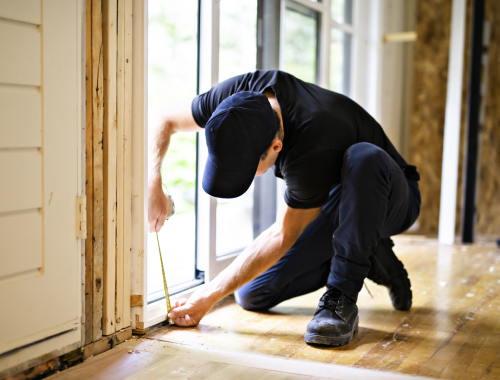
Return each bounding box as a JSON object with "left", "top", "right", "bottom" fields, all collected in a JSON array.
[{"left": 202, "top": 91, "right": 277, "bottom": 198}]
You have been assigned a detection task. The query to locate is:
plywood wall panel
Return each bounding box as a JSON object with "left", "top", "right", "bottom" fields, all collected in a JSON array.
[
  {"left": 409, "top": 0, "right": 453, "bottom": 235},
  {"left": 0, "top": 86, "right": 41, "bottom": 148},
  {"left": 0, "top": 0, "right": 41, "bottom": 25},
  {"left": 0, "top": 151, "right": 42, "bottom": 213},
  {"left": 410, "top": 0, "right": 500, "bottom": 237},
  {"left": 0, "top": 21, "right": 41, "bottom": 86},
  {"left": 0, "top": 211, "right": 42, "bottom": 278}
]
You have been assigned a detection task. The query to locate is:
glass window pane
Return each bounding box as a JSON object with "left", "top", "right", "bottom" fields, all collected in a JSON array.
[
  {"left": 216, "top": 0, "right": 257, "bottom": 257},
  {"left": 216, "top": 182, "right": 255, "bottom": 256},
  {"left": 219, "top": 0, "right": 257, "bottom": 82},
  {"left": 147, "top": 0, "right": 198, "bottom": 299},
  {"left": 283, "top": 6, "right": 318, "bottom": 84},
  {"left": 331, "top": 0, "right": 353, "bottom": 25},
  {"left": 330, "top": 28, "right": 352, "bottom": 96}
]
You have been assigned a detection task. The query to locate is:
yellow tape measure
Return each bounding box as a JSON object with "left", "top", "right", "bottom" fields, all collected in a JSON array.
[
  {"left": 156, "top": 232, "right": 174, "bottom": 325},
  {"left": 156, "top": 183, "right": 175, "bottom": 325}
]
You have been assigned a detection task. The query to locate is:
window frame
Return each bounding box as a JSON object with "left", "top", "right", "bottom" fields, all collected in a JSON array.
[
  {"left": 131, "top": 0, "right": 238, "bottom": 329},
  {"left": 280, "top": 0, "right": 359, "bottom": 92}
]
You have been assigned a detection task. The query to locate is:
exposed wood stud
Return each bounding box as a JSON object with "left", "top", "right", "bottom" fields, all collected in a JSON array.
[
  {"left": 102, "top": 0, "right": 118, "bottom": 336},
  {"left": 115, "top": 0, "right": 126, "bottom": 332},
  {"left": 123, "top": 0, "right": 133, "bottom": 328},
  {"left": 129, "top": 0, "right": 146, "bottom": 330},
  {"left": 84, "top": 0, "right": 94, "bottom": 347},
  {"left": 91, "top": 0, "right": 104, "bottom": 343}
]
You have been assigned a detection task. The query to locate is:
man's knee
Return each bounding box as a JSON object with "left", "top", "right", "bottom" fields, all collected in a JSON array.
[
  {"left": 344, "top": 143, "right": 386, "bottom": 176},
  {"left": 235, "top": 285, "right": 274, "bottom": 312}
]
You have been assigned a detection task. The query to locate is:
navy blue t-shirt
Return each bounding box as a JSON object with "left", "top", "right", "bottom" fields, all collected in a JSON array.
[{"left": 192, "top": 70, "right": 419, "bottom": 209}]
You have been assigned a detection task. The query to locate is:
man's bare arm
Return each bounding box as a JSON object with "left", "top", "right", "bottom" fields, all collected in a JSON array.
[
  {"left": 168, "top": 201, "right": 322, "bottom": 326},
  {"left": 148, "top": 99, "right": 202, "bottom": 233}
]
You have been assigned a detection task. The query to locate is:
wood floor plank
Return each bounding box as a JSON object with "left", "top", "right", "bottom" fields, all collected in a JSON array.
[
  {"left": 206, "top": 365, "right": 273, "bottom": 380},
  {"left": 440, "top": 295, "right": 500, "bottom": 379},
  {"left": 49, "top": 347, "right": 170, "bottom": 380},
  {"left": 352, "top": 303, "right": 436, "bottom": 369},
  {"left": 417, "top": 320, "right": 477, "bottom": 377},
  {"left": 180, "top": 361, "right": 228, "bottom": 380},
  {"left": 461, "top": 335, "right": 500, "bottom": 380},
  {"left": 250, "top": 313, "right": 309, "bottom": 356},
  {"left": 129, "top": 355, "right": 210, "bottom": 380},
  {"left": 290, "top": 346, "right": 335, "bottom": 363},
  {"left": 439, "top": 324, "right": 490, "bottom": 379},
  {"left": 483, "top": 353, "right": 500, "bottom": 380},
  {"left": 371, "top": 309, "right": 447, "bottom": 372}
]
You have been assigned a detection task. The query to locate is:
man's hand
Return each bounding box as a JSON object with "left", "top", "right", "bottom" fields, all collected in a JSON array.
[
  {"left": 168, "top": 289, "right": 216, "bottom": 326},
  {"left": 148, "top": 180, "right": 171, "bottom": 233}
]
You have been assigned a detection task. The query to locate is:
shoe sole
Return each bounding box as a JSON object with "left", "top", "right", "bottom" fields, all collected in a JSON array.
[{"left": 304, "top": 316, "right": 359, "bottom": 346}]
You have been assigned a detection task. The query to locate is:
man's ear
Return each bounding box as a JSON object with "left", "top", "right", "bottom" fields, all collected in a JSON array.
[{"left": 272, "top": 139, "right": 283, "bottom": 153}]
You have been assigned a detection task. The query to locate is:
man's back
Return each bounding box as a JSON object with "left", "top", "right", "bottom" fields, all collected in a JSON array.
[{"left": 192, "top": 70, "right": 418, "bottom": 210}]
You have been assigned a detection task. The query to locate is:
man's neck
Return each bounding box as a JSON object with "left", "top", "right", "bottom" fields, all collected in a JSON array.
[{"left": 264, "top": 90, "right": 285, "bottom": 140}]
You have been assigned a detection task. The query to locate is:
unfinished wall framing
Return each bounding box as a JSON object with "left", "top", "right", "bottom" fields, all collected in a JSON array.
[{"left": 85, "top": 0, "right": 133, "bottom": 342}]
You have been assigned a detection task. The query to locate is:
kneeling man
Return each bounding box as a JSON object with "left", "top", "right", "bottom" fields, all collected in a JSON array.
[{"left": 148, "top": 70, "right": 421, "bottom": 346}]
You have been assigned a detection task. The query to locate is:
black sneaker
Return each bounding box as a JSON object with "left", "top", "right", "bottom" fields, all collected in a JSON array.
[
  {"left": 367, "top": 237, "right": 412, "bottom": 311},
  {"left": 304, "top": 285, "right": 359, "bottom": 346}
]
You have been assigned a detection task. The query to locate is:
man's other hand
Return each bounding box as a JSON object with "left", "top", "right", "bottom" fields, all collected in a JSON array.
[
  {"left": 148, "top": 181, "right": 171, "bottom": 233},
  {"left": 168, "top": 290, "right": 216, "bottom": 327}
]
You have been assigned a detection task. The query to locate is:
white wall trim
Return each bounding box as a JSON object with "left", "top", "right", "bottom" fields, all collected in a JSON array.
[
  {"left": 0, "top": 329, "right": 81, "bottom": 378},
  {"left": 197, "top": 0, "right": 221, "bottom": 282},
  {"left": 438, "top": 0, "right": 467, "bottom": 245}
]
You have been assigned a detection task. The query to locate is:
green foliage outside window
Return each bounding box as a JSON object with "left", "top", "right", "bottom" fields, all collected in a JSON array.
[{"left": 149, "top": 1, "right": 198, "bottom": 214}]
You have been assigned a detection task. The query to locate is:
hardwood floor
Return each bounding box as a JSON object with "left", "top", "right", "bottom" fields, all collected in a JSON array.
[
  {"left": 146, "top": 238, "right": 500, "bottom": 379},
  {"left": 48, "top": 338, "right": 426, "bottom": 379},
  {"left": 49, "top": 238, "right": 500, "bottom": 379}
]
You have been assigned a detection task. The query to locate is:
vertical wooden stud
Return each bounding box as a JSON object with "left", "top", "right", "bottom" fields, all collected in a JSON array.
[
  {"left": 130, "top": 0, "right": 146, "bottom": 328},
  {"left": 84, "top": 0, "right": 94, "bottom": 346},
  {"left": 115, "top": 0, "right": 126, "bottom": 332},
  {"left": 123, "top": 0, "right": 133, "bottom": 328},
  {"left": 102, "top": 0, "right": 118, "bottom": 336},
  {"left": 91, "top": 0, "right": 104, "bottom": 343}
]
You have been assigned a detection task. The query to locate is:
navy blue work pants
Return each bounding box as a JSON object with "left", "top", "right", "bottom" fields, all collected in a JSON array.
[{"left": 235, "top": 142, "right": 421, "bottom": 311}]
